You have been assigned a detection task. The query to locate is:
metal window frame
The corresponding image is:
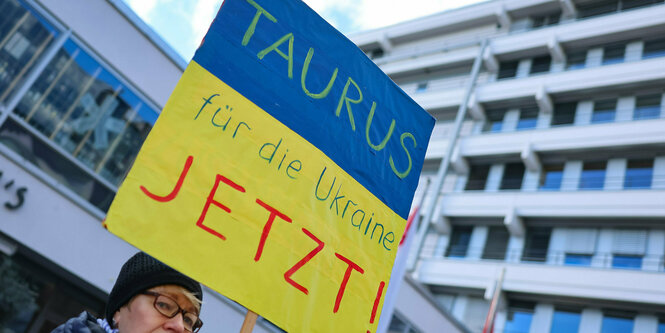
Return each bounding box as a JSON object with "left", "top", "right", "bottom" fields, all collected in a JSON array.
[{"left": 0, "top": 0, "right": 164, "bottom": 218}]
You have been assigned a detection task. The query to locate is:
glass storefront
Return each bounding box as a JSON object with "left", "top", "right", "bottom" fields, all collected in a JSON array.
[
  {"left": 0, "top": 0, "right": 159, "bottom": 212},
  {"left": 0, "top": 246, "right": 105, "bottom": 333}
]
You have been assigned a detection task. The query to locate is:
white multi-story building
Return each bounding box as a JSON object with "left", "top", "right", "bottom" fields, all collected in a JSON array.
[
  {"left": 350, "top": 0, "right": 665, "bottom": 332},
  {"left": 0, "top": 0, "right": 463, "bottom": 332}
]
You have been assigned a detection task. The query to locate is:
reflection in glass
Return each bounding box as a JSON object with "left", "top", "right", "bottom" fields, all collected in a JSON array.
[
  {"left": 12, "top": 38, "right": 157, "bottom": 187},
  {"left": 624, "top": 159, "right": 653, "bottom": 189},
  {"left": 550, "top": 310, "right": 581, "bottom": 333},
  {"left": 0, "top": 118, "right": 115, "bottom": 211},
  {"left": 612, "top": 255, "right": 642, "bottom": 269},
  {"left": 601, "top": 313, "right": 634, "bottom": 333},
  {"left": 0, "top": 0, "right": 57, "bottom": 103},
  {"left": 633, "top": 94, "right": 661, "bottom": 120},
  {"left": 564, "top": 254, "right": 592, "bottom": 266},
  {"left": 579, "top": 161, "right": 606, "bottom": 190},
  {"left": 539, "top": 164, "right": 564, "bottom": 190}
]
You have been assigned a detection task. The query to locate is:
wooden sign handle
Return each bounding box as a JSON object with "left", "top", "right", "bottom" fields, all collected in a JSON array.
[{"left": 240, "top": 310, "right": 258, "bottom": 333}]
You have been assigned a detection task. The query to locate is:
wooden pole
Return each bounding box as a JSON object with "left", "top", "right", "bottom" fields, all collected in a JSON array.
[{"left": 239, "top": 310, "right": 258, "bottom": 333}]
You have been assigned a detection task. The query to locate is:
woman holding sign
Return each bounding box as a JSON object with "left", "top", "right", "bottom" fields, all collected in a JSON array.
[{"left": 52, "top": 252, "right": 203, "bottom": 333}]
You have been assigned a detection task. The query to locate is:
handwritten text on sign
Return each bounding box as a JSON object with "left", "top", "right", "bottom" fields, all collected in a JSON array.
[{"left": 105, "top": 0, "right": 434, "bottom": 332}]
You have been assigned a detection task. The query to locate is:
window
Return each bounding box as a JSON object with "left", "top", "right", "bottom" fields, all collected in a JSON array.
[
  {"left": 483, "top": 109, "right": 506, "bottom": 133},
  {"left": 500, "top": 162, "right": 525, "bottom": 190},
  {"left": 658, "top": 319, "right": 665, "bottom": 333},
  {"left": 601, "top": 312, "right": 635, "bottom": 333},
  {"left": 612, "top": 255, "right": 642, "bottom": 269},
  {"left": 579, "top": 161, "right": 607, "bottom": 190},
  {"left": 566, "top": 51, "right": 587, "bottom": 70},
  {"left": 539, "top": 164, "right": 564, "bottom": 190},
  {"left": 388, "top": 313, "right": 422, "bottom": 333},
  {"left": 1, "top": 33, "right": 159, "bottom": 211},
  {"left": 530, "top": 55, "right": 552, "bottom": 74},
  {"left": 504, "top": 301, "right": 535, "bottom": 333},
  {"left": 482, "top": 226, "right": 510, "bottom": 260},
  {"left": 643, "top": 38, "right": 665, "bottom": 59},
  {"left": 522, "top": 227, "right": 551, "bottom": 262},
  {"left": 551, "top": 309, "right": 581, "bottom": 333},
  {"left": 612, "top": 229, "right": 646, "bottom": 269},
  {"left": 369, "top": 48, "right": 384, "bottom": 59},
  {"left": 624, "top": 158, "right": 653, "bottom": 189},
  {"left": 578, "top": 0, "right": 618, "bottom": 18},
  {"left": 563, "top": 228, "right": 597, "bottom": 266},
  {"left": 516, "top": 107, "right": 538, "bottom": 130},
  {"left": 446, "top": 226, "right": 473, "bottom": 258},
  {"left": 497, "top": 60, "right": 519, "bottom": 79},
  {"left": 564, "top": 254, "right": 593, "bottom": 266},
  {"left": 633, "top": 94, "right": 662, "bottom": 120},
  {"left": 592, "top": 99, "right": 617, "bottom": 123},
  {"left": 531, "top": 12, "right": 561, "bottom": 29},
  {"left": 552, "top": 102, "right": 577, "bottom": 126},
  {"left": 415, "top": 82, "right": 428, "bottom": 93},
  {"left": 0, "top": 0, "right": 58, "bottom": 103},
  {"left": 465, "top": 164, "right": 490, "bottom": 191},
  {"left": 621, "top": 0, "right": 664, "bottom": 10},
  {"left": 602, "top": 44, "right": 626, "bottom": 65}
]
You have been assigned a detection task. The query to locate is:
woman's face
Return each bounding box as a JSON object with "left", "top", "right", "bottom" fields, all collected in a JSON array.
[{"left": 113, "top": 285, "right": 198, "bottom": 333}]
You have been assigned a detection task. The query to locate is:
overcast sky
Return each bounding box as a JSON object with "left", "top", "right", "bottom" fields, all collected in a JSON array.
[{"left": 122, "top": 0, "right": 487, "bottom": 61}]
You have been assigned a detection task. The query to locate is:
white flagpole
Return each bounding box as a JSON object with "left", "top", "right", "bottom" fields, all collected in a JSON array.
[{"left": 377, "top": 179, "right": 431, "bottom": 333}]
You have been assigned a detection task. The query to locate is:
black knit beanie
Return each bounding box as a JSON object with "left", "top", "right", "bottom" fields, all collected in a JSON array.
[{"left": 105, "top": 252, "right": 203, "bottom": 324}]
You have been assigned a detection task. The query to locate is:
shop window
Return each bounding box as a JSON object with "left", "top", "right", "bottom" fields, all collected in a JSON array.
[
  {"left": 539, "top": 164, "right": 564, "bottom": 190},
  {"left": 551, "top": 102, "right": 577, "bottom": 126},
  {"left": 500, "top": 162, "right": 525, "bottom": 190},
  {"left": 643, "top": 38, "right": 665, "bottom": 59},
  {"left": 0, "top": 0, "right": 58, "bottom": 103},
  {"left": 465, "top": 164, "right": 490, "bottom": 191},
  {"left": 602, "top": 44, "right": 626, "bottom": 65},
  {"left": 566, "top": 51, "right": 587, "bottom": 70},
  {"left": 0, "top": 251, "right": 105, "bottom": 332},
  {"left": 530, "top": 55, "right": 551, "bottom": 75},
  {"left": 551, "top": 309, "right": 582, "bottom": 333},
  {"left": 564, "top": 254, "right": 593, "bottom": 266},
  {"left": 578, "top": 0, "right": 618, "bottom": 18},
  {"left": 624, "top": 158, "right": 653, "bottom": 189},
  {"left": 482, "top": 226, "right": 509, "bottom": 260},
  {"left": 482, "top": 109, "right": 505, "bottom": 133},
  {"left": 497, "top": 60, "right": 519, "bottom": 79},
  {"left": 504, "top": 301, "right": 535, "bottom": 333},
  {"left": 516, "top": 107, "right": 538, "bottom": 130},
  {"left": 592, "top": 99, "right": 617, "bottom": 123},
  {"left": 579, "top": 161, "right": 607, "bottom": 190},
  {"left": 446, "top": 226, "right": 473, "bottom": 258},
  {"left": 522, "top": 227, "right": 551, "bottom": 262},
  {"left": 633, "top": 94, "right": 662, "bottom": 120},
  {"left": 601, "top": 311, "right": 635, "bottom": 333}
]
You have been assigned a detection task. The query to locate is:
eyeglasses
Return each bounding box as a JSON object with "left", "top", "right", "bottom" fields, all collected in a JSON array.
[{"left": 142, "top": 291, "right": 203, "bottom": 332}]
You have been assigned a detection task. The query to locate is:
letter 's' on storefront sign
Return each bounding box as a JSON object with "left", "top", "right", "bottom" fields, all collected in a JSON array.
[
  {"left": 0, "top": 169, "right": 27, "bottom": 211},
  {"left": 104, "top": 0, "right": 434, "bottom": 332}
]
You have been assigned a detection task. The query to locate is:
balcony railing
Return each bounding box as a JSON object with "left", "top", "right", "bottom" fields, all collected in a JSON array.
[{"left": 418, "top": 246, "right": 665, "bottom": 272}]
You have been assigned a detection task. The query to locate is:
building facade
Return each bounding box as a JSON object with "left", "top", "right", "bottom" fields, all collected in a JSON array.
[
  {"left": 350, "top": 0, "right": 665, "bottom": 332},
  {"left": 0, "top": 0, "right": 463, "bottom": 332}
]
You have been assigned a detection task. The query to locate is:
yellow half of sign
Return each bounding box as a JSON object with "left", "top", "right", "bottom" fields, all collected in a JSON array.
[{"left": 105, "top": 61, "right": 406, "bottom": 333}]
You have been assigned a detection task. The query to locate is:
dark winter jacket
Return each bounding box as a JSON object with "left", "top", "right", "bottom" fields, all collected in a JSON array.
[{"left": 51, "top": 312, "right": 106, "bottom": 333}]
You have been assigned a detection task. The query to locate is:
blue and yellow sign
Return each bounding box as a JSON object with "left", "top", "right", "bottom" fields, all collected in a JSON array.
[{"left": 105, "top": 0, "right": 434, "bottom": 332}]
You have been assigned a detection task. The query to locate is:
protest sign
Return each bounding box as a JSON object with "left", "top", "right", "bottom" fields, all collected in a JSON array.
[{"left": 104, "top": 0, "right": 434, "bottom": 331}]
